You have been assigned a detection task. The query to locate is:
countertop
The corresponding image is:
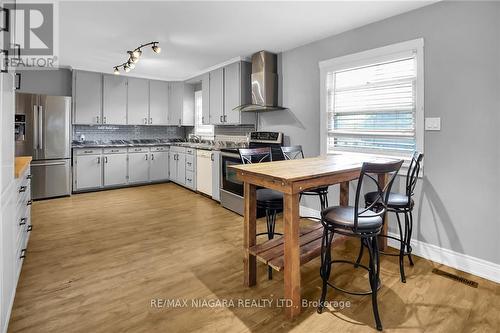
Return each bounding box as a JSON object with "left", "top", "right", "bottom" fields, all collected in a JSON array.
[
  {"left": 15, "top": 156, "right": 32, "bottom": 178},
  {"left": 71, "top": 142, "right": 220, "bottom": 151}
]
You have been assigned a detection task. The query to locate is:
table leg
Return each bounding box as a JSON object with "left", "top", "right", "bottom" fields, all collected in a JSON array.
[
  {"left": 244, "top": 182, "right": 257, "bottom": 287},
  {"left": 284, "top": 192, "right": 301, "bottom": 319},
  {"left": 340, "top": 181, "right": 349, "bottom": 206},
  {"left": 378, "top": 174, "right": 388, "bottom": 251}
]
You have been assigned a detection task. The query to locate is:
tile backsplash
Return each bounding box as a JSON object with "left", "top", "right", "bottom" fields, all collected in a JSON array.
[{"left": 73, "top": 125, "right": 185, "bottom": 142}]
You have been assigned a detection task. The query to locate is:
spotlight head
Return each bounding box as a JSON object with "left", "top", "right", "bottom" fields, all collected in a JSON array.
[
  {"left": 132, "top": 49, "right": 142, "bottom": 58},
  {"left": 124, "top": 64, "right": 131, "bottom": 73},
  {"left": 113, "top": 67, "right": 120, "bottom": 75},
  {"left": 152, "top": 43, "right": 161, "bottom": 54},
  {"left": 131, "top": 56, "right": 139, "bottom": 64},
  {"left": 128, "top": 62, "right": 135, "bottom": 69}
]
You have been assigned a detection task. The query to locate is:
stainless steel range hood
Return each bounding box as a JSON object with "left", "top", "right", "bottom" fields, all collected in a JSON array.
[{"left": 233, "top": 51, "right": 287, "bottom": 112}]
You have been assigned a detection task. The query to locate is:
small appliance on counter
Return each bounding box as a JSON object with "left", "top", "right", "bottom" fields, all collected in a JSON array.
[
  {"left": 15, "top": 93, "right": 72, "bottom": 200},
  {"left": 219, "top": 131, "right": 283, "bottom": 215}
]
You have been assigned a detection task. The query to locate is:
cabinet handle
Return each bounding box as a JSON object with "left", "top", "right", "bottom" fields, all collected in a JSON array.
[
  {"left": 104, "top": 156, "right": 108, "bottom": 163},
  {"left": 149, "top": 118, "right": 152, "bottom": 124},
  {"left": 19, "top": 217, "right": 27, "bottom": 226},
  {"left": 0, "top": 7, "right": 9, "bottom": 32},
  {"left": 0, "top": 49, "right": 8, "bottom": 73},
  {"left": 187, "top": 178, "right": 192, "bottom": 182},
  {"left": 19, "top": 186, "right": 27, "bottom": 193},
  {"left": 144, "top": 117, "right": 147, "bottom": 124},
  {"left": 27, "top": 225, "right": 33, "bottom": 232},
  {"left": 15, "top": 72, "right": 21, "bottom": 89},
  {"left": 151, "top": 153, "right": 154, "bottom": 160},
  {"left": 84, "top": 150, "right": 93, "bottom": 153},
  {"left": 97, "top": 156, "right": 101, "bottom": 164},
  {"left": 220, "top": 115, "right": 223, "bottom": 123},
  {"left": 202, "top": 116, "right": 204, "bottom": 123},
  {"left": 211, "top": 153, "right": 214, "bottom": 161},
  {"left": 103, "top": 116, "right": 106, "bottom": 124},
  {"left": 26, "top": 200, "right": 32, "bottom": 206},
  {"left": 27, "top": 174, "right": 32, "bottom": 180},
  {"left": 20, "top": 249, "right": 27, "bottom": 259},
  {"left": 145, "top": 154, "right": 148, "bottom": 160},
  {"left": 178, "top": 119, "right": 181, "bottom": 126},
  {"left": 96, "top": 116, "right": 100, "bottom": 123}
]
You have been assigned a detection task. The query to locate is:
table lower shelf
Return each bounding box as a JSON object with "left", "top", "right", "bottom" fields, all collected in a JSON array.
[{"left": 248, "top": 223, "right": 344, "bottom": 272}]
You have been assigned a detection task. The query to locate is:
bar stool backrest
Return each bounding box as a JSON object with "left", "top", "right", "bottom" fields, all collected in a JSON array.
[
  {"left": 406, "top": 151, "right": 424, "bottom": 203},
  {"left": 354, "top": 160, "right": 404, "bottom": 232},
  {"left": 281, "top": 146, "right": 305, "bottom": 160},
  {"left": 239, "top": 147, "right": 272, "bottom": 165}
]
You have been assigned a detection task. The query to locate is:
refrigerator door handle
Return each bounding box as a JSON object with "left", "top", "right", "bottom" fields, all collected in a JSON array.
[
  {"left": 31, "top": 161, "right": 67, "bottom": 167},
  {"left": 33, "top": 105, "right": 39, "bottom": 150},
  {"left": 38, "top": 105, "right": 43, "bottom": 151}
]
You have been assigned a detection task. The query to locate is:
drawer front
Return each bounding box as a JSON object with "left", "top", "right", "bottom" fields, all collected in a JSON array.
[
  {"left": 128, "top": 147, "right": 149, "bottom": 153},
  {"left": 76, "top": 148, "right": 103, "bottom": 155},
  {"left": 186, "top": 155, "right": 195, "bottom": 171},
  {"left": 186, "top": 148, "right": 195, "bottom": 155},
  {"left": 170, "top": 146, "right": 186, "bottom": 154},
  {"left": 185, "top": 171, "right": 195, "bottom": 189},
  {"left": 151, "top": 146, "right": 168, "bottom": 152},
  {"left": 103, "top": 147, "right": 127, "bottom": 154}
]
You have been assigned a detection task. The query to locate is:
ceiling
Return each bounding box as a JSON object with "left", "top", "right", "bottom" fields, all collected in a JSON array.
[{"left": 59, "top": 1, "right": 434, "bottom": 81}]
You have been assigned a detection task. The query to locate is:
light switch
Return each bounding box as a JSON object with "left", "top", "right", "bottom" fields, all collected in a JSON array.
[{"left": 425, "top": 117, "right": 441, "bottom": 131}]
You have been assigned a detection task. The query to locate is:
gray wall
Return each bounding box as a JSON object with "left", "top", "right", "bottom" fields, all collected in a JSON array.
[
  {"left": 17, "top": 68, "right": 72, "bottom": 96},
  {"left": 259, "top": 1, "right": 500, "bottom": 264}
]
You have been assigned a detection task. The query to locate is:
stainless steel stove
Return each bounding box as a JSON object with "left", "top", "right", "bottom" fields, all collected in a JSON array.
[{"left": 220, "top": 131, "right": 283, "bottom": 215}]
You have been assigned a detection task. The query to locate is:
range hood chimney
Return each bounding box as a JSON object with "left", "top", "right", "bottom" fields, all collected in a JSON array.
[{"left": 234, "top": 51, "right": 287, "bottom": 112}]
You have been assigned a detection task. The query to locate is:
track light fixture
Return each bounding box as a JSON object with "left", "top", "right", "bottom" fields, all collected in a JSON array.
[{"left": 113, "top": 41, "right": 160, "bottom": 74}]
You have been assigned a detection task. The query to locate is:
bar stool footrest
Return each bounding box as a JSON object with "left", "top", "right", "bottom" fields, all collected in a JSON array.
[{"left": 324, "top": 259, "right": 381, "bottom": 296}]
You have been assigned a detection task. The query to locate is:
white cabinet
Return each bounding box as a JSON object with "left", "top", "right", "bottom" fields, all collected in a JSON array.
[
  {"left": 73, "top": 70, "right": 102, "bottom": 125},
  {"left": 127, "top": 78, "right": 149, "bottom": 125},
  {"left": 150, "top": 151, "right": 169, "bottom": 182},
  {"left": 168, "top": 152, "right": 178, "bottom": 183},
  {"left": 149, "top": 81, "right": 169, "bottom": 125},
  {"left": 196, "top": 150, "right": 212, "bottom": 196},
  {"left": 1, "top": 72, "right": 15, "bottom": 193},
  {"left": 201, "top": 73, "right": 210, "bottom": 125},
  {"left": 209, "top": 68, "right": 224, "bottom": 125},
  {"left": 103, "top": 153, "right": 128, "bottom": 187},
  {"left": 75, "top": 154, "right": 103, "bottom": 190},
  {"left": 103, "top": 75, "right": 127, "bottom": 125},
  {"left": 128, "top": 151, "right": 150, "bottom": 183},
  {"left": 169, "top": 146, "right": 186, "bottom": 185},
  {"left": 177, "top": 153, "right": 186, "bottom": 185},
  {"left": 168, "top": 82, "right": 184, "bottom": 126}
]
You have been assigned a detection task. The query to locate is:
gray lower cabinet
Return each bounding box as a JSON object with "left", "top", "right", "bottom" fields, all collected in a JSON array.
[
  {"left": 128, "top": 151, "right": 150, "bottom": 183},
  {"left": 103, "top": 153, "right": 128, "bottom": 186},
  {"left": 75, "top": 154, "right": 103, "bottom": 190},
  {"left": 150, "top": 151, "right": 169, "bottom": 181}
]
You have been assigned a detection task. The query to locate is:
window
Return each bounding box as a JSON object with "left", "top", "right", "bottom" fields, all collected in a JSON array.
[
  {"left": 319, "top": 39, "right": 423, "bottom": 162},
  {"left": 194, "top": 90, "right": 214, "bottom": 138}
]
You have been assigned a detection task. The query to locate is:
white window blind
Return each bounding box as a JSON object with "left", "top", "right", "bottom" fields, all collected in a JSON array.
[
  {"left": 327, "top": 55, "right": 417, "bottom": 158},
  {"left": 194, "top": 90, "right": 214, "bottom": 137}
]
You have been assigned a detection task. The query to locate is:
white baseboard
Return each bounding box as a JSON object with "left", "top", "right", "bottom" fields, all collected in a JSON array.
[{"left": 300, "top": 205, "right": 500, "bottom": 284}]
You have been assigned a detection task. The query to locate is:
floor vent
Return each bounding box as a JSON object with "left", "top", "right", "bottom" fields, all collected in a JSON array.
[{"left": 432, "top": 268, "right": 478, "bottom": 288}]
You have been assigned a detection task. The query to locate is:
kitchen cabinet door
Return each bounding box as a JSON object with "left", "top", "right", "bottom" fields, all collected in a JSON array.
[
  {"left": 103, "top": 154, "right": 128, "bottom": 187},
  {"left": 128, "top": 153, "right": 149, "bottom": 183},
  {"left": 150, "top": 151, "right": 169, "bottom": 181},
  {"left": 168, "top": 82, "right": 183, "bottom": 126},
  {"left": 223, "top": 62, "right": 241, "bottom": 124},
  {"left": 103, "top": 75, "right": 127, "bottom": 125},
  {"left": 75, "top": 155, "right": 103, "bottom": 190},
  {"left": 149, "top": 80, "right": 169, "bottom": 125},
  {"left": 209, "top": 68, "right": 224, "bottom": 125},
  {"left": 127, "top": 78, "right": 149, "bottom": 125},
  {"left": 176, "top": 153, "right": 186, "bottom": 185},
  {"left": 201, "top": 73, "right": 210, "bottom": 124},
  {"left": 73, "top": 71, "right": 102, "bottom": 124},
  {"left": 169, "top": 152, "right": 177, "bottom": 182}
]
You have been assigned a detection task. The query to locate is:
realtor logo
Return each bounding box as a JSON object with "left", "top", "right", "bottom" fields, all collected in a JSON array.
[{"left": 2, "top": 1, "right": 58, "bottom": 69}]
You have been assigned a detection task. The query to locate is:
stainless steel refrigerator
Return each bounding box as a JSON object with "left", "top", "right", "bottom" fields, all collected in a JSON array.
[{"left": 15, "top": 93, "right": 71, "bottom": 199}]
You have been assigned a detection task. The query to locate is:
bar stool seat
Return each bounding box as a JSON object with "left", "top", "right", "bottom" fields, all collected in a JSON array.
[
  {"left": 365, "top": 192, "right": 414, "bottom": 209},
  {"left": 322, "top": 206, "right": 383, "bottom": 232},
  {"left": 256, "top": 189, "right": 283, "bottom": 203}
]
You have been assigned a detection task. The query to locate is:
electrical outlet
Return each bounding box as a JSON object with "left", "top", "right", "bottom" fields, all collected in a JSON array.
[{"left": 425, "top": 117, "right": 441, "bottom": 131}]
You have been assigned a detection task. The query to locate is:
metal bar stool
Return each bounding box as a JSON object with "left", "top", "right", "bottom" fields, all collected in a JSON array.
[
  {"left": 358, "top": 151, "right": 424, "bottom": 283},
  {"left": 239, "top": 147, "right": 283, "bottom": 280},
  {"left": 281, "top": 146, "right": 329, "bottom": 217},
  {"left": 317, "top": 160, "right": 403, "bottom": 331}
]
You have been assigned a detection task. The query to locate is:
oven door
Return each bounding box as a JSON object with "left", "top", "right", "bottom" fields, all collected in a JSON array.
[{"left": 221, "top": 152, "right": 244, "bottom": 197}]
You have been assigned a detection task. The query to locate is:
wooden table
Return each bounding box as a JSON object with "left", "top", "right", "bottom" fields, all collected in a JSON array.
[{"left": 231, "top": 154, "right": 393, "bottom": 320}]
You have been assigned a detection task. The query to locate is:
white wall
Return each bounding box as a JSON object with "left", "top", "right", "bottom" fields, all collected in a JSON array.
[{"left": 259, "top": 1, "right": 500, "bottom": 265}]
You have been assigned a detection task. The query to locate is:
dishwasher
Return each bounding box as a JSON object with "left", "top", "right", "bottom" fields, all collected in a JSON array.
[{"left": 196, "top": 150, "right": 213, "bottom": 196}]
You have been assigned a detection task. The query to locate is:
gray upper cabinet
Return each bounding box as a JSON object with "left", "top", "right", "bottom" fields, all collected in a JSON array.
[
  {"left": 201, "top": 73, "right": 210, "bottom": 125},
  {"left": 103, "top": 75, "right": 127, "bottom": 125},
  {"left": 127, "top": 78, "right": 149, "bottom": 125},
  {"left": 73, "top": 71, "right": 102, "bottom": 124},
  {"left": 209, "top": 68, "right": 224, "bottom": 125},
  {"left": 224, "top": 62, "right": 242, "bottom": 125},
  {"left": 168, "top": 82, "right": 184, "bottom": 126},
  {"left": 149, "top": 80, "right": 169, "bottom": 125}
]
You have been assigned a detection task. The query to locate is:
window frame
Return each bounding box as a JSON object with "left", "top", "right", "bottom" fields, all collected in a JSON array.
[
  {"left": 319, "top": 39, "right": 424, "bottom": 168},
  {"left": 194, "top": 89, "right": 214, "bottom": 138}
]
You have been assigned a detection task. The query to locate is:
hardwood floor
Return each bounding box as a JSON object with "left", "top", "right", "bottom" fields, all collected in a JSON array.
[{"left": 8, "top": 183, "right": 500, "bottom": 332}]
